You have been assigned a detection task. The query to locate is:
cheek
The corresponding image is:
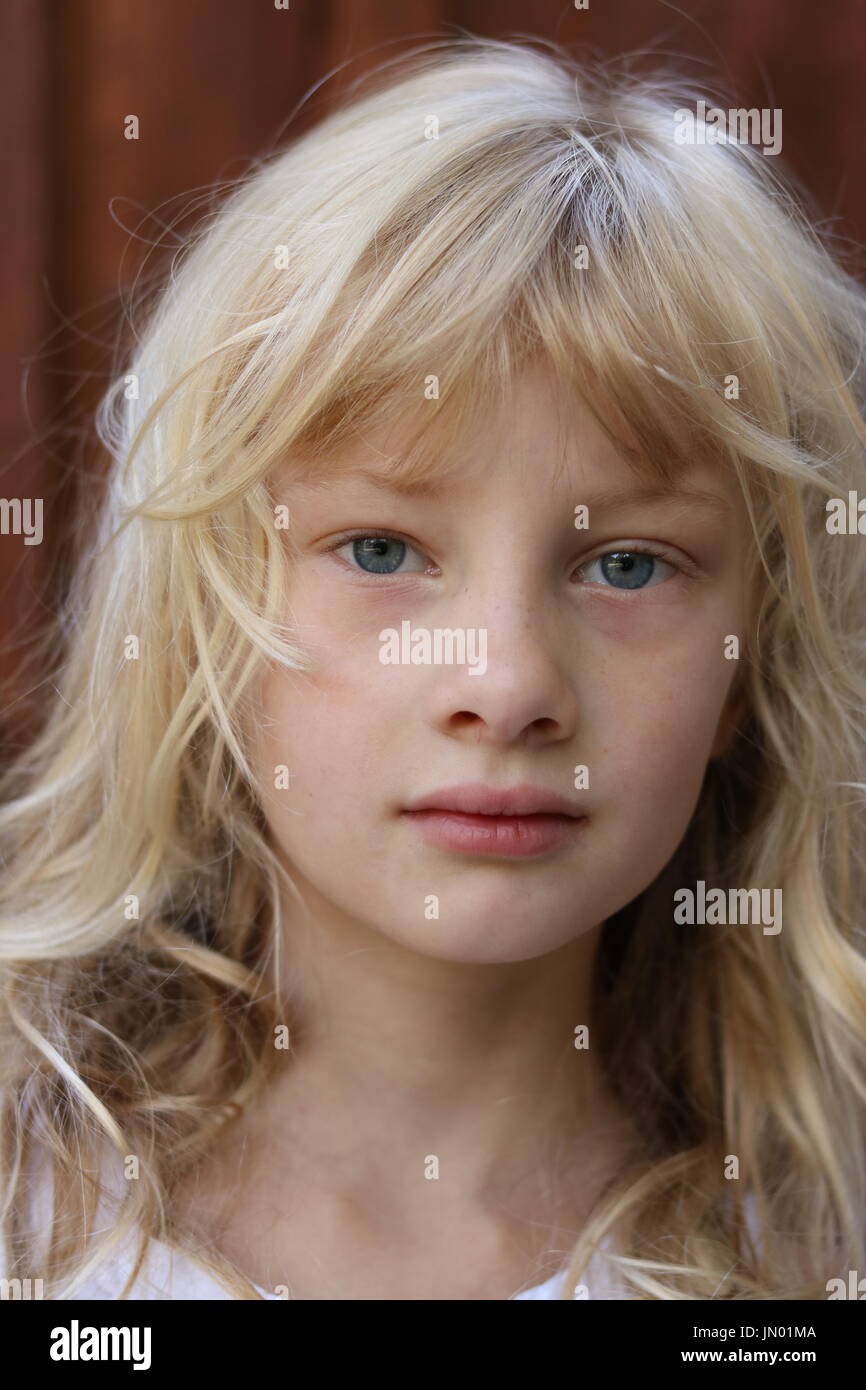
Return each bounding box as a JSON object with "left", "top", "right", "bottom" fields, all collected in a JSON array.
[
  {"left": 594, "top": 638, "right": 736, "bottom": 849},
  {"left": 585, "top": 586, "right": 739, "bottom": 754},
  {"left": 250, "top": 650, "right": 401, "bottom": 826}
]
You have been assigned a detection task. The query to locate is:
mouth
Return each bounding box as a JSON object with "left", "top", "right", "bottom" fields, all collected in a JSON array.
[{"left": 401, "top": 783, "right": 588, "bottom": 859}]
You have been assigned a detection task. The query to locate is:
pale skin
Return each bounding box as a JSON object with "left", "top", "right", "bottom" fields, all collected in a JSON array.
[{"left": 176, "top": 361, "right": 752, "bottom": 1299}]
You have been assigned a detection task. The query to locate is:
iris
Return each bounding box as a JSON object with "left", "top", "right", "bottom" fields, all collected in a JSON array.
[
  {"left": 600, "top": 552, "right": 656, "bottom": 589},
  {"left": 353, "top": 537, "right": 406, "bottom": 574}
]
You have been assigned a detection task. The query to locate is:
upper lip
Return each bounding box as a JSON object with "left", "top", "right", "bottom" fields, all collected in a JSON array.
[{"left": 403, "top": 783, "right": 585, "bottom": 817}]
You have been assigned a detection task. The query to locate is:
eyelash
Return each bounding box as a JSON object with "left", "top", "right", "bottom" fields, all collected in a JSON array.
[{"left": 323, "top": 529, "right": 691, "bottom": 588}]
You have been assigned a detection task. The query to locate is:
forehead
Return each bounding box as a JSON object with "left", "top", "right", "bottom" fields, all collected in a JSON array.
[{"left": 274, "top": 360, "right": 742, "bottom": 519}]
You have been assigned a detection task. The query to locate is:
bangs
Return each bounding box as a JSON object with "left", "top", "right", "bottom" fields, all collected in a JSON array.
[
  {"left": 262, "top": 247, "right": 730, "bottom": 505},
  {"left": 253, "top": 132, "right": 782, "bottom": 507}
]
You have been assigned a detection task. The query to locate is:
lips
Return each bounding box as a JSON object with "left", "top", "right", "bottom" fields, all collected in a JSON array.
[
  {"left": 403, "top": 783, "right": 584, "bottom": 818},
  {"left": 401, "top": 783, "right": 587, "bottom": 858}
]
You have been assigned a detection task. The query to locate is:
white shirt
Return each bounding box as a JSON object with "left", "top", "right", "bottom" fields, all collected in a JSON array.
[
  {"left": 6, "top": 1138, "right": 756, "bottom": 1300},
  {"left": 52, "top": 1226, "right": 623, "bottom": 1300},
  {"left": 7, "top": 1153, "right": 621, "bottom": 1299}
]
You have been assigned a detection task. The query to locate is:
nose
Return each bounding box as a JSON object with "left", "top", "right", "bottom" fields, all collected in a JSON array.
[{"left": 423, "top": 584, "right": 580, "bottom": 747}]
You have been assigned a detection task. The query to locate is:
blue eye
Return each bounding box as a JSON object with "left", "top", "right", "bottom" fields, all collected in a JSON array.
[
  {"left": 335, "top": 535, "right": 430, "bottom": 575},
  {"left": 580, "top": 550, "right": 676, "bottom": 590}
]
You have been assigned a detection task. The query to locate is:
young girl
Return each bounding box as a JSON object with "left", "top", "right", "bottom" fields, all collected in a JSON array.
[{"left": 2, "top": 33, "right": 865, "bottom": 1301}]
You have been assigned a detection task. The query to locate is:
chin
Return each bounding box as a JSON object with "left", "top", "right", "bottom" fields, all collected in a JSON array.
[{"left": 377, "top": 918, "right": 574, "bottom": 966}]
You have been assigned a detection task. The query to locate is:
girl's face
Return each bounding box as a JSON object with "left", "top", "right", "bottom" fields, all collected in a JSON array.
[{"left": 250, "top": 362, "right": 751, "bottom": 963}]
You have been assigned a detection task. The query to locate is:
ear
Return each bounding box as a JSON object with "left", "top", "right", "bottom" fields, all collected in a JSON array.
[{"left": 709, "top": 681, "right": 750, "bottom": 760}]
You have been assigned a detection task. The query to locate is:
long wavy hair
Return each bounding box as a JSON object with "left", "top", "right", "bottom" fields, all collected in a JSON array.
[{"left": 2, "top": 34, "right": 865, "bottom": 1300}]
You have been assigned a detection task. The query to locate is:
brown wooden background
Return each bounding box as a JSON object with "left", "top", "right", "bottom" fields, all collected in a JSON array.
[{"left": 2, "top": 0, "right": 865, "bottom": 752}]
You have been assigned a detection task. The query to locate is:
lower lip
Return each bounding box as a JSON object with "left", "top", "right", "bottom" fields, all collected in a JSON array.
[{"left": 402, "top": 810, "right": 587, "bottom": 858}]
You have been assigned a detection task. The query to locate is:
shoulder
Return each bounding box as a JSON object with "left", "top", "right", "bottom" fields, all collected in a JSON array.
[{"left": 0, "top": 1131, "right": 243, "bottom": 1300}]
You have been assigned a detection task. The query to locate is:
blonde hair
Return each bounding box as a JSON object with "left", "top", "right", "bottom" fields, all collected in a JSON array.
[{"left": 2, "top": 33, "right": 865, "bottom": 1300}]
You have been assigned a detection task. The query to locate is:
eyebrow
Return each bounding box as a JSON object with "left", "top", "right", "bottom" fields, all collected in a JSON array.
[
  {"left": 329, "top": 468, "right": 734, "bottom": 513},
  {"left": 326, "top": 464, "right": 452, "bottom": 497},
  {"left": 581, "top": 484, "right": 735, "bottom": 516}
]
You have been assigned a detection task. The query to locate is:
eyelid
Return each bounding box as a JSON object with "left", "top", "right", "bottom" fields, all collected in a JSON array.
[
  {"left": 324, "top": 531, "right": 690, "bottom": 560},
  {"left": 325, "top": 527, "right": 417, "bottom": 548},
  {"left": 577, "top": 539, "right": 696, "bottom": 577}
]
